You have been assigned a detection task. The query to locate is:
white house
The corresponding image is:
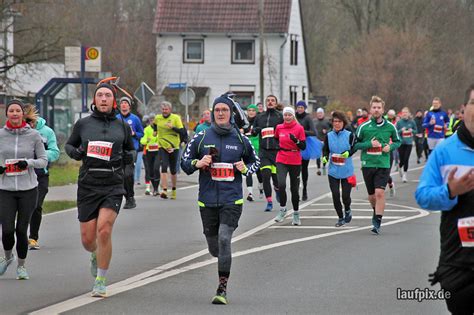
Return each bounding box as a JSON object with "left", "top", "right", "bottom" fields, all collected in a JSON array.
[{"left": 153, "top": 0, "right": 310, "bottom": 116}]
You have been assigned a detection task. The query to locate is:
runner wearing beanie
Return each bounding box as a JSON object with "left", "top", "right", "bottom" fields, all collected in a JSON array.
[
  {"left": 396, "top": 107, "right": 417, "bottom": 183},
  {"left": 65, "top": 82, "right": 135, "bottom": 297},
  {"left": 24, "top": 104, "right": 60, "bottom": 250},
  {"left": 322, "top": 111, "right": 356, "bottom": 227},
  {"left": 313, "top": 107, "right": 331, "bottom": 176},
  {"left": 243, "top": 104, "right": 263, "bottom": 201},
  {"left": 295, "top": 100, "right": 317, "bottom": 201},
  {"left": 0, "top": 100, "right": 48, "bottom": 280},
  {"left": 181, "top": 94, "right": 259, "bottom": 305},
  {"left": 252, "top": 95, "right": 283, "bottom": 211},
  {"left": 274, "top": 107, "right": 306, "bottom": 225},
  {"left": 140, "top": 114, "right": 160, "bottom": 195},
  {"left": 116, "top": 96, "right": 144, "bottom": 209}
]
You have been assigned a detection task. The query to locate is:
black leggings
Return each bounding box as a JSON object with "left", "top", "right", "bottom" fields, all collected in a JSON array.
[
  {"left": 123, "top": 150, "right": 136, "bottom": 198},
  {"left": 328, "top": 175, "right": 352, "bottom": 218},
  {"left": 245, "top": 169, "right": 262, "bottom": 187},
  {"left": 415, "top": 137, "right": 424, "bottom": 160},
  {"left": 29, "top": 175, "right": 49, "bottom": 241},
  {"left": 262, "top": 169, "right": 279, "bottom": 199},
  {"left": 444, "top": 282, "right": 474, "bottom": 315},
  {"left": 0, "top": 188, "right": 38, "bottom": 259},
  {"left": 398, "top": 144, "right": 412, "bottom": 172},
  {"left": 145, "top": 151, "right": 161, "bottom": 190},
  {"left": 301, "top": 159, "right": 309, "bottom": 189},
  {"left": 277, "top": 163, "right": 301, "bottom": 210}
]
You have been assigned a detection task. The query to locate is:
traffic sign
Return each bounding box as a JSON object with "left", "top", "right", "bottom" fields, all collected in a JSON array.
[
  {"left": 64, "top": 46, "right": 101, "bottom": 73},
  {"left": 179, "top": 87, "right": 195, "bottom": 107},
  {"left": 168, "top": 82, "right": 186, "bottom": 89},
  {"left": 134, "top": 82, "right": 155, "bottom": 106}
]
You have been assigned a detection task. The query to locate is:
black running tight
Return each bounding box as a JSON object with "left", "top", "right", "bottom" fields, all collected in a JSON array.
[
  {"left": 0, "top": 188, "right": 38, "bottom": 259},
  {"left": 277, "top": 163, "right": 301, "bottom": 210},
  {"left": 398, "top": 144, "right": 412, "bottom": 172}
]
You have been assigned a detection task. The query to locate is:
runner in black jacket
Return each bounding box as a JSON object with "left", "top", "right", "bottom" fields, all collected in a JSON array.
[
  {"left": 252, "top": 95, "right": 283, "bottom": 211},
  {"left": 65, "top": 82, "right": 134, "bottom": 298}
]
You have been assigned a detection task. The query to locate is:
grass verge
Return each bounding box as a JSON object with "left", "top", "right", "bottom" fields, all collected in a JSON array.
[
  {"left": 49, "top": 162, "right": 80, "bottom": 187},
  {"left": 43, "top": 200, "right": 77, "bottom": 214}
]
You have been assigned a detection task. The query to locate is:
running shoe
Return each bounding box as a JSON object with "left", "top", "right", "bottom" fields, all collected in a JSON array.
[
  {"left": 292, "top": 212, "right": 301, "bottom": 226},
  {"left": 389, "top": 183, "right": 395, "bottom": 197},
  {"left": 402, "top": 173, "right": 407, "bottom": 183},
  {"left": 29, "top": 239, "right": 40, "bottom": 250},
  {"left": 91, "top": 277, "right": 107, "bottom": 298},
  {"left": 123, "top": 197, "right": 136, "bottom": 209},
  {"left": 322, "top": 166, "right": 327, "bottom": 176},
  {"left": 16, "top": 266, "right": 29, "bottom": 280},
  {"left": 211, "top": 290, "right": 228, "bottom": 305},
  {"left": 160, "top": 192, "right": 168, "bottom": 199},
  {"left": 399, "top": 168, "right": 403, "bottom": 178},
  {"left": 335, "top": 218, "right": 345, "bottom": 227},
  {"left": 317, "top": 169, "right": 321, "bottom": 176},
  {"left": 371, "top": 216, "right": 381, "bottom": 235},
  {"left": 417, "top": 159, "right": 421, "bottom": 164},
  {"left": 302, "top": 187, "right": 308, "bottom": 201},
  {"left": 246, "top": 193, "right": 254, "bottom": 202},
  {"left": 0, "top": 254, "right": 15, "bottom": 275},
  {"left": 90, "top": 252, "right": 97, "bottom": 278},
  {"left": 344, "top": 209, "right": 352, "bottom": 223},
  {"left": 145, "top": 189, "right": 151, "bottom": 195},
  {"left": 264, "top": 202, "right": 273, "bottom": 212},
  {"left": 171, "top": 190, "right": 177, "bottom": 200},
  {"left": 274, "top": 208, "right": 287, "bottom": 223},
  {"left": 153, "top": 190, "right": 159, "bottom": 196}
]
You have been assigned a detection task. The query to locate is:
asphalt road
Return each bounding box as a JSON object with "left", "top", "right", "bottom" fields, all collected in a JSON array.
[{"left": 0, "top": 155, "right": 448, "bottom": 315}]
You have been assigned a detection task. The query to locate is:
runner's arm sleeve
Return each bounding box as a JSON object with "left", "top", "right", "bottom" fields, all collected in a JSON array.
[
  {"left": 353, "top": 127, "right": 372, "bottom": 151},
  {"left": 28, "top": 133, "right": 48, "bottom": 169},
  {"left": 422, "top": 113, "right": 430, "bottom": 129},
  {"left": 411, "top": 121, "right": 418, "bottom": 134},
  {"left": 140, "top": 129, "right": 148, "bottom": 146},
  {"left": 65, "top": 120, "right": 83, "bottom": 158},
  {"left": 322, "top": 136, "right": 330, "bottom": 159},
  {"left": 180, "top": 132, "right": 203, "bottom": 175},
  {"left": 415, "top": 149, "right": 458, "bottom": 211},
  {"left": 389, "top": 125, "right": 401, "bottom": 151},
  {"left": 296, "top": 128, "right": 306, "bottom": 150},
  {"left": 46, "top": 128, "right": 60, "bottom": 162},
  {"left": 134, "top": 118, "right": 144, "bottom": 139},
  {"left": 242, "top": 136, "right": 260, "bottom": 176},
  {"left": 305, "top": 118, "right": 317, "bottom": 137},
  {"left": 348, "top": 132, "right": 357, "bottom": 156},
  {"left": 252, "top": 116, "right": 261, "bottom": 136}
]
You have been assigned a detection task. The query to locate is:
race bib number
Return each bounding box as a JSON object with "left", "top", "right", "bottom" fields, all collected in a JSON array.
[
  {"left": 5, "top": 159, "right": 27, "bottom": 177},
  {"left": 458, "top": 217, "right": 474, "bottom": 247},
  {"left": 331, "top": 154, "right": 346, "bottom": 166},
  {"left": 367, "top": 147, "right": 382, "bottom": 155},
  {"left": 261, "top": 127, "right": 274, "bottom": 139},
  {"left": 434, "top": 125, "right": 443, "bottom": 133},
  {"left": 210, "top": 163, "right": 235, "bottom": 182},
  {"left": 148, "top": 144, "right": 159, "bottom": 152},
  {"left": 87, "top": 141, "right": 113, "bottom": 161},
  {"left": 402, "top": 131, "right": 413, "bottom": 138}
]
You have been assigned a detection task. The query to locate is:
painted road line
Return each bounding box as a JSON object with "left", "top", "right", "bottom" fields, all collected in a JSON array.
[
  {"left": 269, "top": 226, "right": 359, "bottom": 230},
  {"left": 310, "top": 203, "right": 370, "bottom": 206},
  {"left": 300, "top": 208, "right": 419, "bottom": 213},
  {"left": 295, "top": 215, "right": 405, "bottom": 220}
]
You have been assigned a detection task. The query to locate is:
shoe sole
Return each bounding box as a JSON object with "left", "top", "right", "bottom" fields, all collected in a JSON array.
[
  {"left": 211, "top": 296, "right": 228, "bottom": 305},
  {"left": 292, "top": 222, "right": 301, "bottom": 226},
  {"left": 91, "top": 292, "right": 107, "bottom": 298},
  {"left": 371, "top": 228, "right": 380, "bottom": 235},
  {"left": 274, "top": 218, "right": 284, "bottom": 223},
  {"left": 17, "top": 276, "right": 29, "bottom": 280},
  {"left": 29, "top": 247, "right": 40, "bottom": 250}
]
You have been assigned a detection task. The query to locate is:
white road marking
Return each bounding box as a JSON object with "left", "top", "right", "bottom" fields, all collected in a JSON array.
[
  {"left": 270, "top": 226, "right": 358, "bottom": 229},
  {"left": 300, "top": 208, "right": 419, "bottom": 213},
  {"left": 30, "top": 164, "right": 427, "bottom": 314},
  {"left": 310, "top": 202, "right": 370, "bottom": 206},
  {"left": 295, "top": 215, "right": 405, "bottom": 220}
]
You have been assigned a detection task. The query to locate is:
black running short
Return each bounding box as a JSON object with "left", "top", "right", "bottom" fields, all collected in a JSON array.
[
  {"left": 259, "top": 149, "right": 278, "bottom": 173},
  {"left": 77, "top": 185, "right": 124, "bottom": 222},
  {"left": 361, "top": 167, "right": 390, "bottom": 195},
  {"left": 199, "top": 204, "right": 243, "bottom": 236},
  {"left": 159, "top": 148, "right": 179, "bottom": 175}
]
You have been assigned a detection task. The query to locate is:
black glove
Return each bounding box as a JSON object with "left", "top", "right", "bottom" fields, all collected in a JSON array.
[
  {"left": 123, "top": 152, "right": 134, "bottom": 165},
  {"left": 0, "top": 166, "right": 6, "bottom": 174},
  {"left": 14, "top": 160, "right": 28, "bottom": 170},
  {"left": 70, "top": 148, "right": 85, "bottom": 161},
  {"left": 289, "top": 133, "right": 298, "bottom": 143},
  {"left": 252, "top": 127, "right": 261, "bottom": 136},
  {"left": 151, "top": 123, "right": 157, "bottom": 132}
]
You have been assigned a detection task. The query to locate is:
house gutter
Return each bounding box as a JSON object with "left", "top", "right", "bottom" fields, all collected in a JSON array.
[{"left": 279, "top": 34, "right": 288, "bottom": 101}]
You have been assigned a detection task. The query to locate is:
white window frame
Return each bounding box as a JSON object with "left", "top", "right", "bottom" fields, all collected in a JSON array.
[
  {"left": 231, "top": 40, "right": 255, "bottom": 64},
  {"left": 183, "top": 39, "right": 204, "bottom": 63}
]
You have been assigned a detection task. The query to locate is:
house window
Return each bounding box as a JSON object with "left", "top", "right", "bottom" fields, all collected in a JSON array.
[
  {"left": 232, "top": 40, "right": 255, "bottom": 64},
  {"left": 183, "top": 39, "right": 204, "bottom": 63},
  {"left": 290, "top": 34, "right": 298, "bottom": 66},
  {"left": 290, "top": 85, "right": 298, "bottom": 106},
  {"left": 302, "top": 86, "right": 307, "bottom": 102}
]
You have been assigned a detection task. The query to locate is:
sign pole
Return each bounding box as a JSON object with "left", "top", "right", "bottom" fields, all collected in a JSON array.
[
  {"left": 81, "top": 46, "right": 86, "bottom": 112},
  {"left": 185, "top": 82, "right": 189, "bottom": 124}
]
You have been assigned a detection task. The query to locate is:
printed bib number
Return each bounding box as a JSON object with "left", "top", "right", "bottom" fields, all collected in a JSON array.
[
  {"left": 87, "top": 141, "right": 113, "bottom": 161},
  {"left": 148, "top": 144, "right": 159, "bottom": 152},
  {"left": 367, "top": 147, "right": 382, "bottom": 155},
  {"left": 434, "top": 125, "right": 443, "bottom": 133},
  {"left": 210, "top": 163, "right": 235, "bottom": 182},
  {"left": 331, "top": 154, "right": 346, "bottom": 166},
  {"left": 261, "top": 127, "right": 274, "bottom": 139},
  {"left": 5, "top": 159, "right": 27, "bottom": 177},
  {"left": 402, "top": 131, "right": 413, "bottom": 138},
  {"left": 458, "top": 217, "right": 474, "bottom": 247}
]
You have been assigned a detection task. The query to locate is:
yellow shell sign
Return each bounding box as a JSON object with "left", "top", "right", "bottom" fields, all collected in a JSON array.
[{"left": 86, "top": 47, "right": 99, "bottom": 60}]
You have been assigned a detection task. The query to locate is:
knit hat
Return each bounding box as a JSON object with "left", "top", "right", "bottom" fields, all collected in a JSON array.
[
  {"left": 119, "top": 96, "right": 132, "bottom": 107},
  {"left": 317, "top": 107, "right": 324, "bottom": 114},
  {"left": 283, "top": 107, "right": 295, "bottom": 116},
  {"left": 211, "top": 94, "right": 235, "bottom": 123},
  {"left": 296, "top": 100, "right": 307, "bottom": 109},
  {"left": 247, "top": 104, "right": 258, "bottom": 110},
  {"left": 5, "top": 99, "right": 25, "bottom": 115},
  {"left": 92, "top": 83, "right": 117, "bottom": 108}
]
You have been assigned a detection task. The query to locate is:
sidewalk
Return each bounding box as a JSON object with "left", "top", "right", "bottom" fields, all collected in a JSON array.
[{"left": 45, "top": 172, "right": 200, "bottom": 201}]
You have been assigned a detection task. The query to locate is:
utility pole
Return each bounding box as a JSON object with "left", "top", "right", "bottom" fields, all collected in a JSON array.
[{"left": 259, "top": 0, "right": 264, "bottom": 104}]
